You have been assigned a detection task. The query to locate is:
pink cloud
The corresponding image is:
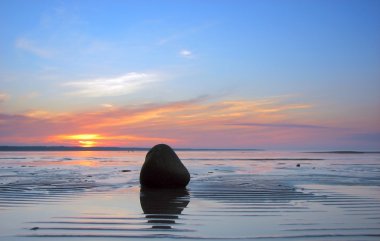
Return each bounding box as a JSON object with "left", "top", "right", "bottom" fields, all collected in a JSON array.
[{"left": 1, "top": 97, "right": 373, "bottom": 149}]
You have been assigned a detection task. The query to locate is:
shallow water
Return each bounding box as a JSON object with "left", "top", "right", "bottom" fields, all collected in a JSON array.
[{"left": 0, "top": 150, "right": 380, "bottom": 240}]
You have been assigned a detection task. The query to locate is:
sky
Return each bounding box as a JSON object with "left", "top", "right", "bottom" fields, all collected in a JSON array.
[{"left": 0, "top": 0, "right": 379, "bottom": 150}]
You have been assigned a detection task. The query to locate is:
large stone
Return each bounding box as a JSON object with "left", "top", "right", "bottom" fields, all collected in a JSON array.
[{"left": 140, "top": 144, "right": 190, "bottom": 188}]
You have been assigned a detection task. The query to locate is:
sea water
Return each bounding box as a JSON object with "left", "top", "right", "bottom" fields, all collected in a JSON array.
[{"left": 0, "top": 150, "right": 380, "bottom": 240}]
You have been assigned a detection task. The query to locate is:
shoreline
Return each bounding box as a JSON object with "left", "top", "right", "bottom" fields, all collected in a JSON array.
[{"left": 0, "top": 146, "right": 264, "bottom": 152}]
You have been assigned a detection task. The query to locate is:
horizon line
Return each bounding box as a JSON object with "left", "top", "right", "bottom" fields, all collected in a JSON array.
[
  {"left": 0, "top": 145, "right": 379, "bottom": 153},
  {"left": 0, "top": 145, "right": 265, "bottom": 152}
]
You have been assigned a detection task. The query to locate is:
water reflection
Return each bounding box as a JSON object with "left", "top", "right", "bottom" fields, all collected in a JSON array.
[{"left": 140, "top": 188, "right": 190, "bottom": 229}]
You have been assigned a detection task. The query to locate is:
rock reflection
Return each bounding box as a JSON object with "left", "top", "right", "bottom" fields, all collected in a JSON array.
[{"left": 140, "top": 187, "right": 190, "bottom": 229}]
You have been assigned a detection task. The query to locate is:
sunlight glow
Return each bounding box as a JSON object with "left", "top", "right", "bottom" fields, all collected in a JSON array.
[
  {"left": 57, "top": 134, "right": 101, "bottom": 147},
  {"left": 78, "top": 140, "right": 97, "bottom": 147},
  {"left": 65, "top": 134, "right": 101, "bottom": 140},
  {"left": 51, "top": 133, "right": 176, "bottom": 147}
]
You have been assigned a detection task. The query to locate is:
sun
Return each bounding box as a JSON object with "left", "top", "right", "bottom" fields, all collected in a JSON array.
[
  {"left": 78, "top": 140, "right": 97, "bottom": 147},
  {"left": 58, "top": 134, "right": 101, "bottom": 147}
]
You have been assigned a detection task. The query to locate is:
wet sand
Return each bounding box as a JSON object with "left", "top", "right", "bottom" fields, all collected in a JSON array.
[{"left": 1, "top": 150, "right": 380, "bottom": 240}]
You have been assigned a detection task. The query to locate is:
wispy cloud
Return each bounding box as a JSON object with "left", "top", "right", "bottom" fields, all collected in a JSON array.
[
  {"left": 0, "top": 92, "right": 10, "bottom": 103},
  {"left": 101, "top": 103, "right": 114, "bottom": 108},
  {"left": 15, "top": 38, "right": 53, "bottom": 58},
  {"left": 226, "top": 122, "right": 329, "bottom": 129},
  {"left": 179, "top": 49, "right": 193, "bottom": 58},
  {"left": 2, "top": 96, "right": 361, "bottom": 148},
  {"left": 63, "top": 72, "right": 159, "bottom": 97}
]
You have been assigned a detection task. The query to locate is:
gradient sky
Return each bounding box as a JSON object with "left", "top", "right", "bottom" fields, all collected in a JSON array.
[{"left": 0, "top": 0, "right": 379, "bottom": 150}]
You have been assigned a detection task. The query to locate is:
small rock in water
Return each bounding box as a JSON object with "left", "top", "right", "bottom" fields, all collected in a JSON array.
[
  {"left": 140, "top": 144, "right": 190, "bottom": 188},
  {"left": 296, "top": 163, "right": 301, "bottom": 167}
]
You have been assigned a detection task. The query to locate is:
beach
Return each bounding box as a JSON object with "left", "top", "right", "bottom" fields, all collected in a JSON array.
[{"left": 1, "top": 150, "right": 380, "bottom": 240}]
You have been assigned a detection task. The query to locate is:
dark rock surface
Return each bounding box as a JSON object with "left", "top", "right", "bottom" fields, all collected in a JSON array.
[
  {"left": 140, "top": 187, "right": 190, "bottom": 229},
  {"left": 140, "top": 144, "right": 190, "bottom": 188}
]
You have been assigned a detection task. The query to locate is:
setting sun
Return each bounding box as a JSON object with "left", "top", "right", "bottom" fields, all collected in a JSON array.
[
  {"left": 78, "top": 140, "right": 97, "bottom": 147},
  {"left": 56, "top": 134, "right": 102, "bottom": 147}
]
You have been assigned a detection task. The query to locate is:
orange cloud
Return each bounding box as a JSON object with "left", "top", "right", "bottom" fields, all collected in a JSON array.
[
  {"left": 2, "top": 96, "right": 356, "bottom": 148},
  {"left": 81, "top": 97, "right": 312, "bottom": 132}
]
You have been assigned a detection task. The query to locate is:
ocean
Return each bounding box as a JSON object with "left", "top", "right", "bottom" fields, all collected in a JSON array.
[{"left": 1, "top": 150, "right": 380, "bottom": 240}]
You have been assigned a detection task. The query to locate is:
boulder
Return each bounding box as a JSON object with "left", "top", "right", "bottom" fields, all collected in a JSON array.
[{"left": 140, "top": 144, "right": 190, "bottom": 188}]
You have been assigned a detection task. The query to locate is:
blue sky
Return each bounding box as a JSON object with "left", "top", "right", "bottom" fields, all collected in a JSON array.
[{"left": 0, "top": 0, "right": 379, "bottom": 149}]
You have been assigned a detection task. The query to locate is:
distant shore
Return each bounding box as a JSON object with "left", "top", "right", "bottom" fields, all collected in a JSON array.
[
  {"left": 0, "top": 146, "right": 378, "bottom": 153},
  {"left": 0, "top": 146, "right": 264, "bottom": 152},
  {"left": 305, "top": 151, "right": 380, "bottom": 154}
]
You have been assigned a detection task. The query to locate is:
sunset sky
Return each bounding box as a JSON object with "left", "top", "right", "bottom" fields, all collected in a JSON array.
[{"left": 0, "top": 0, "right": 379, "bottom": 150}]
